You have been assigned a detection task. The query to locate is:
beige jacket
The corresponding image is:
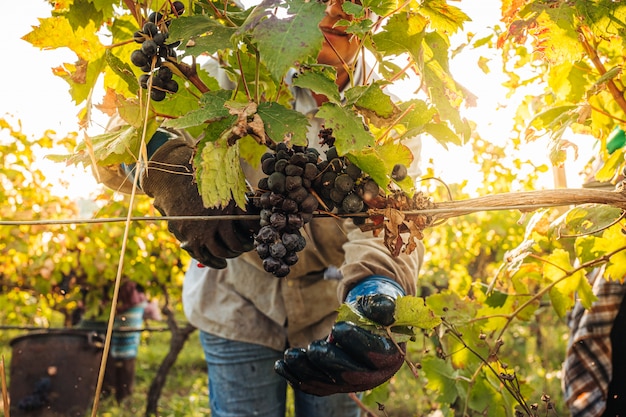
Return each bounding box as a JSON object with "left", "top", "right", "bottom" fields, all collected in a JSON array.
[{"left": 182, "top": 69, "right": 423, "bottom": 350}]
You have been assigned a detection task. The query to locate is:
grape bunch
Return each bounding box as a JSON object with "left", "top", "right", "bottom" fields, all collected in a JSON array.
[
  {"left": 130, "top": 2, "right": 185, "bottom": 101},
  {"left": 253, "top": 135, "right": 405, "bottom": 276},
  {"left": 313, "top": 145, "right": 381, "bottom": 224},
  {"left": 253, "top": 143, "right": 321, "bottom": 277}
]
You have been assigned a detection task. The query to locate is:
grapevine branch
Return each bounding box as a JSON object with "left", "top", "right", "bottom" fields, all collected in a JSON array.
[
  {"left": 578, "top": 27, "right": 626, "bottom": 115},
  {"left": 442, "top": 320, "right": 535, "bottom": 415},
  {"left": 385, "top": 327, "right": 420, "bottom": 377},
  {"left": 429, "top": 187, "right": 626, "bottom": 222},
  {"left": 347, "top": 392, "right": 382, "bottom": 417},
  {"left": 493, "top": 244, "right": 626, "bottom": 341},
  {"left": 3, "top": 187, "right": 625, "bottom": 226},
  {"left": 588, "top": 103, "right": 626, "bottom": 125},
  {"left": 469, "top": 244, "right": 626, "bottom": 340}
]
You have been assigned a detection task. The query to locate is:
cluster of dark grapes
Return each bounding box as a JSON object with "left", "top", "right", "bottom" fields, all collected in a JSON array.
[
  {"left": 313, "top": 146, "right": 381, "bottom": 225},
  {"left": 253, "top": 143, "right": 321, "bottom": 277},
  {"left": 18, "top": 377, "right": 51, "bottom": 411},
  {"left": 130, "top": 2, "right": 185, "bottom": 101},
  {"left": 253, "top": 133, "right": 406, "bottom": 277}
]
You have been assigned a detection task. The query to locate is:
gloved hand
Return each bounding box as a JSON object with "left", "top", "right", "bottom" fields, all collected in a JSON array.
[
  {"left": 274, "top": 275, "right": 406, "bottom": 396},
  {"left": 140, "top": 137, "right": 259, "bottom": 268}
]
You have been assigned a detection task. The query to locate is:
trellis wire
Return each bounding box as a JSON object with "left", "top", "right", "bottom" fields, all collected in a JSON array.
[
  {"left": 0, "top": 204, "right": 586, "bottom": 226},
  {"left": 0, "top": 325, "right": 171, "bottom": 333},
  {"left": 4, "top": 186, "right": 626, "bottom": 227}
]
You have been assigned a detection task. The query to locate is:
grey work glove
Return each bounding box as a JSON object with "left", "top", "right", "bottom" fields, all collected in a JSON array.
[{"left": 140, "top": 138, "right": 259, "bottom": 268}]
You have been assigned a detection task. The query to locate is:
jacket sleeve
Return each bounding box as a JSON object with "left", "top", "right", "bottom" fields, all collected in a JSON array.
[{"left": 337, "top": 220, "right": 423, "bottom": 300}]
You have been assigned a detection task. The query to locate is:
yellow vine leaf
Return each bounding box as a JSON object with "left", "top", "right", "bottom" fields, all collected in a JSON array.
[
  {"left": 22, "top": 16, "right": 105, "bottom": 61},
  {"left": 544, "top": 249, "right": 594, "bottom": 318},
  {"left": 596, "top": 226, "right": 626, "bottom": 281}
]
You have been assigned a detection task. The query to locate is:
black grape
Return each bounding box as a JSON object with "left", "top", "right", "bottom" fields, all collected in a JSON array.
[
  {"left": 253, "top": 145, "right": 321, "bottom": 277},
  {"left": 172, "top": 1, "right": 185, "bottom": 15},
  {"left": 391, "top": 163, "right": 408, "bottom": 181},
  {"left": 131, "top": 10, "right": 181, "bottom": 102},
  {"left": 131, "top": 50, "right": 150, "bottom": 67},
  {"left": 312, "top": 143, "right": 381, "bottom": 224}
]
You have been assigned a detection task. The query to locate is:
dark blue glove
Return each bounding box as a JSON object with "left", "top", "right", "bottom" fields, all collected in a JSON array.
[{"left": 274, "top": 275, "right": 406, "bottom": 396}]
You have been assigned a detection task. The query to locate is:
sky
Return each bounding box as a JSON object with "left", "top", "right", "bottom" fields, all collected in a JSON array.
[
  {"left": 1, "top": 0, "right": 101, "bottom": 200},
  {"left": 1, "top": 1, "right": 592, "bottom": 203},
  {"left": 2, "top": 1, "right": 77, "bottom": 134}
]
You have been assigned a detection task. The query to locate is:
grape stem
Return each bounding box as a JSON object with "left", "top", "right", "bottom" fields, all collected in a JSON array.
[
  {"left": 441, "top": 319, "right": 535, "bottom": 415},
  {"left": 205, "top": 0, "right": 237, "bottom": 26},
  {"left": 385, "top": 326, "right": 420, "bottom": 378},
  {"left": 376, "top": 102, "right": 416, "bottom": 145},
  {"left": 235, "top": 50, "right": 252, "bottom": 100},
  {"left": 106, "top": 38, "right": 137, "bottom": 49},
  {"left": 347, "top": 392, "right": 383, "bottom": 417},
  {"left": 123, "top": 0, "right": 144, "bottom": 26},
  {"left": 170, "top": 58, "right": 210, "bottom": 94}
]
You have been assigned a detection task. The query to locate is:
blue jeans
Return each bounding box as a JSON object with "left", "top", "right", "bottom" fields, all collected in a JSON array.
[{"left": 199, "top": 331, "right": 361, "bottom": 417}]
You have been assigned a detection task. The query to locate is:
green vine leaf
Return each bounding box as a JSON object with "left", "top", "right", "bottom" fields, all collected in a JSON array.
[
  {"left": 257, "top": 102, "right": 310, "bottom": 144},
  {"left": 246, "top": 0, "right": 326, "bottom": 81},
  {"left": 552, "top": 204, "right": 624, "bottom": 237},
  {"left": 336, "top": 303, "right": 418, "bottom": 341},
  {"left": 420, "top": 0, "right": 470, "bottom": 35},
  {"left": 346, "top": 142, "right": 415, "bottom": 193},
  {"left": 316, "top": 103, "right": 374, "bottom": 155},
  {"left": 105, "top": 49, "right": 139, "bottom": 95},
  {"left": 335, "top": 295, "right": 438, "bottom": 343},
  {"left": 64, "top": 124, "right": 157, "bottom": 166},
  {"left": 527, "top": 105, "right": 578, "bottom": 136},
  {"left": 195, "top": 137, "right": 248, "bottom": 208},
  {"left": 291, "top": 66, "right": 341, "bottom": 105},
  {"left": 394, "top": 296, "right": 442, "bottom": 329},
  {"left": 421, "top": 356, "right": 459, "bottom": 404},
  {"left": 547, "top": 61, "right": 591, "bottom": 103},
  {"left": 162, "top": 90, "right": 233, "bottom": 130},
  {"left": 596, "top": 226, "right": 626, "bottom": 280},
  {"left": 23, "top": 16, "right": 107, "bottom": 106},
  {"left": 168, "top": 15, "right": 238, "bottom": 57},
  {"left": 345, "top": 81, "right": 399, "bottom": 124},
  {"left": 426, "top": 291, "right": 477, "bottom": 324},
  {"left": 424, "top": 122, "right": 462, "bottom": 148},
  {"left": 595, "top": 148, "right": 624, "bottom": 182},
  {"left": 532, "top": 6, "right": 582, "bottom": 65},
  {"left": 23, "top": 16, "right": 105, "bottom": 60},
  {"left": 372, "top": 12, "right": 426, "bottom": 58},
  {"left": 397, "top": 99, "right": 437, "bottom": 140},
  {"left": 468, "top": 371, "right": 512, "bottom": 417}
]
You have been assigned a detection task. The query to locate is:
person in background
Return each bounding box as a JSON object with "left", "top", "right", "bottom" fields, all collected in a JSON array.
[
  {"left": 95, "top": 0, "right": 423, "bottom": 415},
  {"left": 105, "top": 280, "right": 161, "bottom": 403},
  {"left": 563, "top": 127, "right": 626, "bottom": 417}
]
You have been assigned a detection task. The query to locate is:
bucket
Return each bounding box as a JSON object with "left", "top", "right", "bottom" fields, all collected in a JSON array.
[{"left": 9, "top": 330, "right": 105, "bottom": 417}]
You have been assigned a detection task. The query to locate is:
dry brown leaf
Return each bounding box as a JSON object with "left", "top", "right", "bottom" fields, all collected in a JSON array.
[
  {"left": 361, "top": 191, "right": 434, "bottom": 256},
  {"left": 226, "top": 102, "right": 267, "bottom": 145},
  {"left": 96, "top": 88, "right": 119, "bottom": 117}
]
